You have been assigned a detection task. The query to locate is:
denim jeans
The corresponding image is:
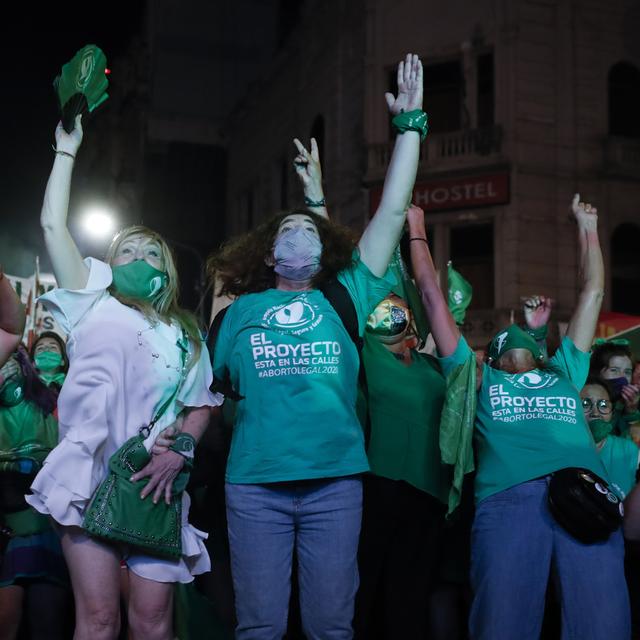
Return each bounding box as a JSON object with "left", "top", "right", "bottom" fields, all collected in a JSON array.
[
  {"left": 225, "top": 476, "right": 362, "bottom": 640},
  {"left": 469, "top": 477, "right": 630, "bottom": 640}
]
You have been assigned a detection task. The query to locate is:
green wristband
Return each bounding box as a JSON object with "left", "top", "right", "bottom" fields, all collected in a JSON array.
[
  {"left": 525, "top": 324, "right": 548, "bottom": 342},
  {"left": 623, "top": 411, "right": 640, "bottom": 425},
  {"left": 391, "top": 109, "right": 429, "bottom": 141},
  {"left": 169, "top": 433, "right": 196, "bottom": 469}
]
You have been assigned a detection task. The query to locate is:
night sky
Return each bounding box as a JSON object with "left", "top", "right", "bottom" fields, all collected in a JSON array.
[{"left": 0, "top": 3, "right": 146, "bottom": 277}]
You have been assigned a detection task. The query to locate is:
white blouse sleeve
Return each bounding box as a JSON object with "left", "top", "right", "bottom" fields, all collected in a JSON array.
[
  {"left": 177, "top": 339, "right": 224, "bottom": 410},
  {"left": 38, "top": 258, "right": 112, "bottom": 335}
]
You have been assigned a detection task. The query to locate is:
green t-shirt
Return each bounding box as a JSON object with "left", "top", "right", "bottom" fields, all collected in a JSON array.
[
  {"left": 213, "top": 256, "right": 395, "bottom": 483},
  {"left": 361, "top": 332, "right": 450, "bottom": 502},
  {"left": 599, "top": 435, "right": 639, "bottom": 499},
  {"left": 440, "top": 336, "right": 607, "bottom": 502},
  {"left": 0, "top": 400, "right": 58, "bottom": 535}
]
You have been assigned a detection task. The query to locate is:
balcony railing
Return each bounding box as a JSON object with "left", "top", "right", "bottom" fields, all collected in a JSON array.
[
  {"left": 603, "top": 137, "right": 640, "bottom": 178},
  {"left": 366, "top": 124, "right": 504, "bottom": 180}
]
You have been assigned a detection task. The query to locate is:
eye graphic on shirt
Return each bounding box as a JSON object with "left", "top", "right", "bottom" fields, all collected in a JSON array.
[
  {"left": 265, "top": 300, "right": 317, "bottom": 330},
  {"left": 508, "top": 371, "right": 558, "bottom": 390}
]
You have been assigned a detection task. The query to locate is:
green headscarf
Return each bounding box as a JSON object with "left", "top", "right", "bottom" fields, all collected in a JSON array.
[{"left": 488, "top": 324, "right": 543, "bottom": 363}]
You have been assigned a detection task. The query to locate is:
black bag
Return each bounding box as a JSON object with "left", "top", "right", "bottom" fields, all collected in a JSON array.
[{"left": 547, "top": 468, "right": 624, "bottom": 544}]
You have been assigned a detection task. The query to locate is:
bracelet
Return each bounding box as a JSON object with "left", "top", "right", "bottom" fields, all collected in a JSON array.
[
  {"left": 391, "top": 109, "right": 429, "bottom": 141},
  {"left": 169, "top": 432, "right": 196, "bottom": 460},
  {"left": 409, "top": 237, "right": 428, "bottom": 243},
  {"left": 304, "top": 196, "right": 326, "bottom": 207},
  {"left": 52, "top": 145, "right": 76, "bottom": 160},
  {"left": 304, "top": 196, "right": 326, "bottom": 208}
]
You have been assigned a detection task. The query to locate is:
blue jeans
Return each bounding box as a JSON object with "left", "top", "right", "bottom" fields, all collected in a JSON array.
[
  {"left": 225, "top": 476, "right": 362, "bottom": 640},
  {"left": 469, "top": 477, "right": 630, "bottom": 640}
]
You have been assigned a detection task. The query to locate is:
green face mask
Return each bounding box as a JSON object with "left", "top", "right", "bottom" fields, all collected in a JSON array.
[
  {"left": 366, "top": 299, "right": 410, "bottom": 336},
  {"left": 111, "top": 260, "right": 168, "bottom": 300},
  {"left": 588, "top": 418, "right": 613, "bottom": 443},
  {"left": 0, "top": 375, "right": 24, "bottom": 407},
  {"left": 34, "top": 351, "right": 63, "bottom": 372}
]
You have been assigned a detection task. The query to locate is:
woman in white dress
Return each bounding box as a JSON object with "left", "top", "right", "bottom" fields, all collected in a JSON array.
[{"left": 26, "top": 115, "right": 222, "bottom": 640}]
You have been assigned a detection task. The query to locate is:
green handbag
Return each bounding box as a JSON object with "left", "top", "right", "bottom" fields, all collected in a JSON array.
[{"left": 83, "top": 331, "right": 191, "bottom": 559}]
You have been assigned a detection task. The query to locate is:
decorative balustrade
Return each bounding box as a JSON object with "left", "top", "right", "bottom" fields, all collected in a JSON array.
[{"left": 366, "top": 124, "right": 504, "bottom": 179}]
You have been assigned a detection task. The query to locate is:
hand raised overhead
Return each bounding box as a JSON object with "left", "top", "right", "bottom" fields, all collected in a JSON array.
[{"left": 384, "top": 53, "right": 423, "bottom": 116}]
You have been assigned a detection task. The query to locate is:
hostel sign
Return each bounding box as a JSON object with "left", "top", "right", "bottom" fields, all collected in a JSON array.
[{"left": 369, "top": 172, "right": 509, "bottom": 214}]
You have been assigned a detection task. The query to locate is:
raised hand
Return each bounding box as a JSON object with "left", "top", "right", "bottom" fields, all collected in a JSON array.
[
  {"left": 385, "top": 53, "right": 423, "bottom": 116},
  {"left": 522, "top": 295, "right": 553, "bottom": 329},
  {"left": 54, "top": 114, "right": 83, "bottom": 156},
  {"left": 570, "top": 193, "right": 598, "bottom": 230},
  {"left": 621, "top": 384, "right": 640, "bottom": 413},
  {"left": 406, "top": 203, "right": 426, "bottom": 235},
  {"left": 293, "top": 138, "right": 323, "bottom": 191}
]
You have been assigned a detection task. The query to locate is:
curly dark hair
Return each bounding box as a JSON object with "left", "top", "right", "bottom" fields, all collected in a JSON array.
[
  {"left": 208, "top": 210, "right": 358, "bottom": 297},
  {"left": 589, "top": 343, "right": 633, "bottom": 378}
]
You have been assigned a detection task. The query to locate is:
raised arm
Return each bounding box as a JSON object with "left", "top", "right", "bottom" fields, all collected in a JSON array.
[
  {"left": 41, "top": 116, "right": 88, "bottom": 290},
  {"left": 565, "top": 194, "right": 604, "bottom": 352},
  {"left": 293, "top": 137, "right": 328, "bottom": 219},
  {"left": 0, "top": 270, "right": 25, "bottom": 366},
  {"left": 358, "top": 53, "right": 423, "bottom": 277},
  {"left": 406, "top": 205, "right": 460, "bottom": 357}
]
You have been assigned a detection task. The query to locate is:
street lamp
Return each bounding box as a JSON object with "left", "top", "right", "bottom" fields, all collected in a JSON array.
[{"left": 80, "top": 205, "right": 117, "bottom": 241}]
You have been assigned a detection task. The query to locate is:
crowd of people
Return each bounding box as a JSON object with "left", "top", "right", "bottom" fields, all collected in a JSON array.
[{"left": 0, "top": 52, "right": 639, "bottom": 640}]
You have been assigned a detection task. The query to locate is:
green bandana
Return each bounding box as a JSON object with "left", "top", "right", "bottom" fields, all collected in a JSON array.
[
  {"left": 488, "top": 324, "right": 542, "bottom": 363},
  {"left": 588, "top": 418, "right": 614, "bottom": 444},
  {"left": 366, "top": 299, "right": 410, "bottom": 336},
  {"left": 34, "top": 351, "right": 63, "bottom": 372},
  {"left": 0, "top": 375, "right": 24, "bottom": 407},
  {"left": 111, "top": 260, "right": 168, "bottom": 300}
]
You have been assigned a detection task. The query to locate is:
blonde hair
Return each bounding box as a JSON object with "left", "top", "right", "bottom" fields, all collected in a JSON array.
[{"left": 105, "top": 225, "right": 202, "bottom": 364}]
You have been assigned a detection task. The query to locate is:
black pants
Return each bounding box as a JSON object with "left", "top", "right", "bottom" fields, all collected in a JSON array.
[{"left": 354, "top": 475, "right": 445, "bottom": 639}]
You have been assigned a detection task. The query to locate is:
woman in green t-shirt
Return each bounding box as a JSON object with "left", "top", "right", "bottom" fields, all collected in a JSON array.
[
  {"left": 0, "top": 347, "right": 71, "bottom": 639},
  {"left": 580, "top": 376, "right": 639, "bottom": 499},
  {"left": 208, "top": 54, "right": 426, "bottom": 639},
  {"left": 407, "top": 196, "right": 630, "bottom": 639}
]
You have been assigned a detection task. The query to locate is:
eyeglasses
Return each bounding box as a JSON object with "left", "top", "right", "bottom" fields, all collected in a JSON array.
[{"left": 581, "top": 398, "right": 613, "bottom": 415}]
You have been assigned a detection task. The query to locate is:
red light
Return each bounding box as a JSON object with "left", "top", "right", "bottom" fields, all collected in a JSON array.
[{"left": 105, "top": 68, "right": 111, "bottom": 75}]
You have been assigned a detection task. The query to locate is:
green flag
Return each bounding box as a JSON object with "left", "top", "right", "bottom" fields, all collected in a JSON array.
[
  {"left": 388, "top": 245, "right": 430, "bottom": 346},
  {"left": 447, "top": 261, "right": 472, "bottom": 325},
  {"left": 54, "top": 45, "right": 109, "bottom": 133}
]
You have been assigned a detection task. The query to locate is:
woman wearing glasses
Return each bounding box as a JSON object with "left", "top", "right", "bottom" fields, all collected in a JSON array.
[{"left": 580, "top": 377, "right": 640, "bottom": 499}]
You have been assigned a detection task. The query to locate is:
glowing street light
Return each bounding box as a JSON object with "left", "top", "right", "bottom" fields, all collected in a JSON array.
[{"left": 80, "top": 205, "right": 117, "bottom": 240}]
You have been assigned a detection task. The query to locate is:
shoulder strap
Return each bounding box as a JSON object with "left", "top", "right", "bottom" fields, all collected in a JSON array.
[
  {"left": 319, "top": 279, "right": 371, "bottom": 446},
  {"left": 319, "top": 279, "right": 362, "bottom": 352},
  {"left": 206, "top": 304, "right": 244, "bottom": 401}
]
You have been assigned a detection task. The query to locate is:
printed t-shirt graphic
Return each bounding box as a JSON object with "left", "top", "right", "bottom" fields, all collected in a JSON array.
[
  {"left": 213, "top": 257, "right": 395, "bottom": 484},
  {"left": 439, "top": 336, "right": 608, "bottom": 502}
]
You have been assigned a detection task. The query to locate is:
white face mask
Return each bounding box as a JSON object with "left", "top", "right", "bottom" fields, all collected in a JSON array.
[{"left": 273, "top": 227, "right": 322, "bottom": 281}]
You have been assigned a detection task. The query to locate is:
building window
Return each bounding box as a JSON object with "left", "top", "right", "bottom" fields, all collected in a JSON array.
[
  {"left": 449, "top": 223, "right": 494, "bottom": 309},
  {"left": 608, "top": 62, "right": 640, "bottom": 137},
  {"left": 477, "top": 52, "right": 494, "bottom": 127},
  {"left": 611, "top": 223, "right": 640, "bottom": 314}
]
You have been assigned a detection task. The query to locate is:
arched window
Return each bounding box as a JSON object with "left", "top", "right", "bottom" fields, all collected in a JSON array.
[
  {"left": 611, "top": 223, "right": 640, "bottom": 314},
  {"left": 608, "top": 62, "right": 640, "bottom": 137},
  {"left": 310, "top": 115, "right": 325, "bottom": 165}
]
